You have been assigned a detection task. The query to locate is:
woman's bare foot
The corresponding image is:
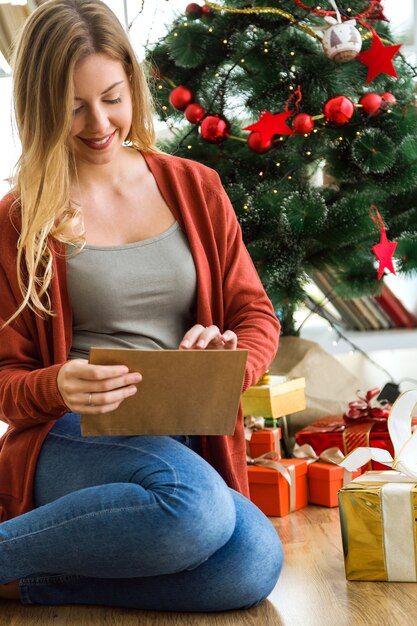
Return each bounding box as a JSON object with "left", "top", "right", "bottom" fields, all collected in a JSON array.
[{"left": 0, "top": 581, "right": 20, "bottom": 600}]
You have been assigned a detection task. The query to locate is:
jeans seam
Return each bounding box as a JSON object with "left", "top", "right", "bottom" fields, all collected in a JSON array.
[
  {"left": 0, "top": 504, "right": 163, "bottom": 546},
  {"left": 46, "top": 429, "right": 180, "bottom": 505}
]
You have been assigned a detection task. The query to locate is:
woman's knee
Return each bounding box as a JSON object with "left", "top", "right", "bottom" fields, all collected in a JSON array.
[{"left": 210, "top": 491, "right": 284, "bottom": 611}]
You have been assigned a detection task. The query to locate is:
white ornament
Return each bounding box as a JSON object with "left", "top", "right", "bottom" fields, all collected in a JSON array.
[{"left": 322, "top": 16, "right": 362, "bottom": 63}]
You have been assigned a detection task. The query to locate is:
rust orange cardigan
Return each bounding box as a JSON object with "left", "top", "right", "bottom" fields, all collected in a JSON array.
[{"left": 0, "top": 151, "right": 279, "bottom": 522}]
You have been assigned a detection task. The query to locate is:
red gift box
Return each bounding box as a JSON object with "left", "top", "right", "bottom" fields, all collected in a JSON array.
[
  {"left": 307, "top": 462, "right": 361, "bottom": 507},
  {"left": 248, "top": 428, "right": 282, "bottom": 458},
  {"left": 295, "top": 416, "right": 396, "bottom": 471},
  {"left": 247, "top": 458, "right": 308, "bottom": 517}
]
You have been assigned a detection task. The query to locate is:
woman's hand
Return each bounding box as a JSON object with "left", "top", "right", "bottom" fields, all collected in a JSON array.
[
  {"left": 57, "top": 359, "right": 142, "bottom": 414},
  {"left": 180, "top": 325, "right": 237, "bottom": 351}
]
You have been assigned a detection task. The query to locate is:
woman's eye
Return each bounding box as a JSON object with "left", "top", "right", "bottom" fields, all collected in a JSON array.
[
  {"left": 105, "top": 97, "right": 122, "bottom": 105},
  {"left": 73, "top": 105, "right": 83, "bottom": 115}
]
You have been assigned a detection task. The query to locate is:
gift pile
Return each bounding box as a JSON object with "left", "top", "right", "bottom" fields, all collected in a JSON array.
[{"left": 245, "top": 387, "right": 410, "bottom": 516}]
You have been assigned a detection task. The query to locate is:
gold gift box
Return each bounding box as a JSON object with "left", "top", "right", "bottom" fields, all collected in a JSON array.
[
  {"left": 242, "top": 375, "right": 306, "bottom": 418},
  {"left": 338, "top": 471, "right": 417, "bottom": 581}
]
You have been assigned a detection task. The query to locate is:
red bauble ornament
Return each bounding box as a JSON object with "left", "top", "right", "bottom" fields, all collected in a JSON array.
[
  {"left": 323, "top": 95, "right": 355, "bottom": 125},
  {"left": 247, "top": 132, "right": 273, "bottom": 154},
  {"left": 185, "top": 103, "right": 205, "bottom": 124},
  {"left": 381, "top": 92, "right": 396, "bottom": 108},
  {"left": 186, "top": 3, "right": 203, "bottom": 18},
  {"left": 292, "top": 113, "right": 314, "bottom": 134},
  {"left": 201, "top": 5, "right": 213, "bottom": 17},
  {"left": 359, "top": 93, "right": 383, "bottom": 117},
  {"left": 200, "top": 115, "right": 229, "bottom": 143},
  {"left": 169, "top": 86, "right": 194, "bottom": 111}
]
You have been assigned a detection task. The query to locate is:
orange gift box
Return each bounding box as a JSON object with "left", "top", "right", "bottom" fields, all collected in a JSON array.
[
  {"left": 248, "top": 428, "right": 281, "bottom": 458},
  {"left": 307, "top": 462, "right": 361, "bottom": 507},
  {"left": 247, "top": 458, "right": 308, "bottom": 517}
]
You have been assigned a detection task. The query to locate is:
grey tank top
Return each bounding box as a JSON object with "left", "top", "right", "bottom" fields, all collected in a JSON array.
[{"left": 66, "top": 222, "right": 197, "bottom": 359}]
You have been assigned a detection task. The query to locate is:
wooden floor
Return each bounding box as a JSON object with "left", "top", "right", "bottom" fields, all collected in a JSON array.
[{"left": 2, "top": 506, "right": 417, "bottom": 626}]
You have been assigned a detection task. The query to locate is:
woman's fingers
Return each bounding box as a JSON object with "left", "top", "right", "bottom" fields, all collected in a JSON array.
[
  {"left": 180, "top": 325, "right": 237, "bottom": 350},
  {"left": 57, "top": 359, "right": 142, "bottom": 413}
]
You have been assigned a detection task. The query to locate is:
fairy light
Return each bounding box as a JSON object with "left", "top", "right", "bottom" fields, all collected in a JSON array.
[
  {"left": 306, "top": 150, "right": 311, "bottom": 155},
  {"left": 253, "top": 27, "right": 257, "bottom": 32},
  {"left": 290, "top": 51, "right": 295, "bottom": 56},
  {"left": 273, "top": 189, "right": 278, "bottom": 193},
  {"left": 162, "top": 105, "right": 167, "bottom": 111},
  {"left": 173, "top": 32, "right": 178, "bottom": 37},
  {"left": 259, "top": 171, "right": 264, "bottom": 176},
  {"left": 289, "top": 85, "right": 294, "bottom": 90},
  {"left": 187, "top": 145, "right": 192, "bottom": 150},
  {"left": 223, "top": 39, "right": 228, "bottom": 44},
  {"left": 356, "top": 131, "right": 361, "bottom": 135},
  {"left": 279, "top": 136, "right": 284, "bottom": 141},
  {"left": 240, "top": 58, "right": 245, "bottom": 63},
  {"left": 276, "top": 162, "right": 281, "bottom": 167},
  {"left": 158, "top": 84, "right": 163, "bottom": 90},
  {"left": 313, "top": 128, "right": 318, "bottom": 133},
  {"left": 264, "top": 48, "right": 269, "bottom": 53},
  {"left": 208, "top": 27, "right": 213, "bottom": 32},
  {"left": 288, "top": 175, "right": 292, "bottom": 180}
]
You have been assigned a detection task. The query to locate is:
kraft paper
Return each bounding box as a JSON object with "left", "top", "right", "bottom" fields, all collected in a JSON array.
[{"left": 81, "top": 348, "right": 248, "bottom": 436}]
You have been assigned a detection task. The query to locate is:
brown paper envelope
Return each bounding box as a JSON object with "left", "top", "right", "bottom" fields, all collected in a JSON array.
[{"left": 81, "top": 348, "right": 248, "bottom": 436}]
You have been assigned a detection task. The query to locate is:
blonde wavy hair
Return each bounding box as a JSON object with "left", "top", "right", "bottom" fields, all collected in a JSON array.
[{"left": 7, "top": 0, "right": 156, "bottom": 325}]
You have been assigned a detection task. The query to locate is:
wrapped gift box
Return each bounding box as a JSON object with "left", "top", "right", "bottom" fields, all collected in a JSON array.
[
  {"left": 308, "top": 462, "right": 361, "bottom": 507},
  {"left": 242, "top": 376, "right": 306, "bottom": 419},
  {"left": 295, "top": 416, "right": 402, "bottom": 471},
  {"left": 247, "top": 458, "right": 308, "bottom": 517},
  {"left": 248, "top": 428, "right": 282, "bottom": 458},
  {"left": 339, "top": 472, "right": 417, "bottom": 581}
]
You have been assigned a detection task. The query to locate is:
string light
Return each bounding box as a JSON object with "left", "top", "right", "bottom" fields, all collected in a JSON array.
[
  {"left": 290, "top": 51, "right": 295, "bottom": 56},
  {"left": 187, "top": 145, "right": 192, "bottom": 150},
  {"left": 240, "top": 58, "right": 245, "bottom": 63},
  {"left": 223, "top": 39, "right": 228, "bottom": 44},
  {"left": 288, "top": 175, "right": 292, "bottom": 180},
  {"left": 306, "top": 150, "right": 312, "bottom": 155},
  {"left": 208, "top": 27, "right": 213, "bottom": 32},
  {"left": 173, "top": 32, "right": 178, "bottom": 37},
  {"left": 259, "top": 171, "right": 264, "bottom": 176},
  {"left": 264, "top": 48, "right": 269, "bottom": 53},
  {"left": 276, "top": 162, "right": 281, "bottom": 167},
  {"left": 273, "top": 189, "right": 278, "bottom": 193},
  {"left": 158, "top": 84, "right": 163, "bottom": 90}
]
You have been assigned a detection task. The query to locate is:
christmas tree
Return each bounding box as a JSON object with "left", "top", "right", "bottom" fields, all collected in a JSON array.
[{"left": 145, "top": 0, "right": 417, "bottom": 335}]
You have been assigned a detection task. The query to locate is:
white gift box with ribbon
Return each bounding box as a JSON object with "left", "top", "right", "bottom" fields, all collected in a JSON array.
[{"left": 338, "top": 389, "right": 417, "bottom": 581}]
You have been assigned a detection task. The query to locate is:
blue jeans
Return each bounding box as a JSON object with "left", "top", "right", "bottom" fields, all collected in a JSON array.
[{"left": 0, "top": 413, "right": 283, "bottom": 611}]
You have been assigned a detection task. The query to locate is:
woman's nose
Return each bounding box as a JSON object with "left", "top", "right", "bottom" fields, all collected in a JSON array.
[{"left": 86, "top": 105, "right": 110, "bottom": 133}]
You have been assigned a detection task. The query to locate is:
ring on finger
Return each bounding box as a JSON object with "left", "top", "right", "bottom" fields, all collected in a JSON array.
[{"left": 88, "top": 393, "right": 93, "bottom": 406}]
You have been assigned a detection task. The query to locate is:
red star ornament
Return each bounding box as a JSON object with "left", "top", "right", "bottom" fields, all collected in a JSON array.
[
  {"left": 243, "top": 110, "right": 294, "bottom": 142},
  {"left": 356, "top": 32, "right": 401, "bottom": 84},
  {"left": 372, "top": 227, "right": 397, "bottom": 280}
]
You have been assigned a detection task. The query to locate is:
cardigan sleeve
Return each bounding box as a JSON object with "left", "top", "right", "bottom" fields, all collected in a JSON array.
[
  {"left": 206, "top": 175, "right": 280, "bottom": 393},
  {"left": 0, "top": 202, "right": 68, "bottom": 429}
]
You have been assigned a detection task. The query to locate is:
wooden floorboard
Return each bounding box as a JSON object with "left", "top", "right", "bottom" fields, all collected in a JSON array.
[{"left": 2, "top": 505, "right": 417, "bottom": 625}]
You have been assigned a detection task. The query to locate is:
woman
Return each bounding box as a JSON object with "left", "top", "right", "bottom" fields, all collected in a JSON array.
[{"left": 0, "top": 0, "right": 283, "bottom": 611}]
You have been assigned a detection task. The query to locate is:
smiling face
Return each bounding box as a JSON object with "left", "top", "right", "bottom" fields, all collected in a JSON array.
[{"left": 69, "top": 53, "right": 133, "bottom": 166}]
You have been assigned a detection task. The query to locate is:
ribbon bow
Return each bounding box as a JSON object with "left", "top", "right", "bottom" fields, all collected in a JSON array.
[
  {"left": 340, "top": 390, "right": 417, "bottom": 479},
  {"left": 343, "top": 387, "right": 390, "bottom": 427},
  {"left": 293, "top": 443, "right": 352, "bottom": 485}
]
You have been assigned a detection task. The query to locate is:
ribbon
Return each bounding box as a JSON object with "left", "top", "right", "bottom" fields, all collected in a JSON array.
[
  {"left": 247, "top": 451, "right": 296, "bottom": 512},
  {"left": 293, "top": 442, "right": 352, "bottom": 485},
  {"left": 340, "top": 390, "right": 417, "bottom": 478},
  {"left": 244, "top": 416, "right": 281, "bottom": 455},
  {"left": 343, "top": 387, "right": 390, "bottom": 425}
]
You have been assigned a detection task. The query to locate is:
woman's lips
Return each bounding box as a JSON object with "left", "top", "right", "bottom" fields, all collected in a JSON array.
[{"left": 79, "top": 131, "right": 116, "bottom": 150}]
